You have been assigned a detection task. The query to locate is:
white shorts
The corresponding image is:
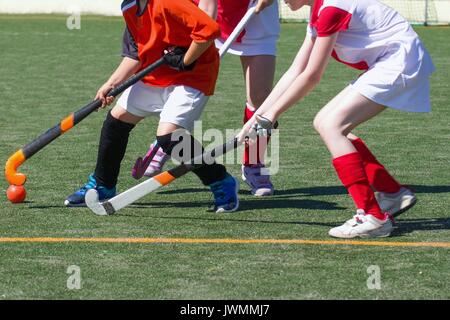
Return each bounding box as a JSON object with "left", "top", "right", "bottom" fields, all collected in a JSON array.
[
  {"left": 116, "top": 81, "right": 208, "bottom": 130},
  {"left": 215, "top": 2, "right": 280, "bottom": 56}
]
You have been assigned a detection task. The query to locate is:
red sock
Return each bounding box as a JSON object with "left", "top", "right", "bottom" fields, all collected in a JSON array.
[
  {"left": 351, "top": 138, "right": 401, "bottom": 193},
  {"left": 333, "top": 152, "right": 385, "bottom": 219},
  {"left": 243, "top": 104, "right": 269, "bottom": 166}
]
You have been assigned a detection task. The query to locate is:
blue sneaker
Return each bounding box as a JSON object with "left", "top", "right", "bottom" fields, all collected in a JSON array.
[
  {"left": 64, "top": 174, "right": 116, "bottom": 207},
  {"left": 209, "top": 173, "right": 240, "bottom": 213}
]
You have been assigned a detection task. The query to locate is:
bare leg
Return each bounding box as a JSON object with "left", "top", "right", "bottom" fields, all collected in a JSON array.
[
  {"left": 240, "top": 55, "right": 276, "bottom": 109},
  {"left": 156, "top": 122, "right": 183, "bottom": 136},
  {"left": 313, "top": 86, "right": 386, "bottom": 158},
  {"left": 111, "top": 105, "right": 144, "bottom": 125},
  {"left": 240, "top": 55, "right": 276, "bottom": 196},
  {"left": 314, "top": 86, "right": 387, "bottom": 221},
  {"left": 315, "top": 87, "right": 396, "bottom": 238}
]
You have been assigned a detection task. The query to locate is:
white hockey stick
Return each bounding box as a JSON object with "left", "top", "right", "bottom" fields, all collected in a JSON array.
[
  {"left": 86, "top": 138, "right": 239, "bottom": 215},
  {"left": 218, "top": 6, "right": 256, "bottom": 57}
]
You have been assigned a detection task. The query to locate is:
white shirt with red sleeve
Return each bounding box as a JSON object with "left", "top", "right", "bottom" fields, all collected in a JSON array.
[{"left": 307, "top": 0, "right": 435, "bottom": 112}]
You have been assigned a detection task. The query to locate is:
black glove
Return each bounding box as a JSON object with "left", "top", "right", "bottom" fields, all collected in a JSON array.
[{"left": 163, "top": 46, "right": 196, "bottom": 71}]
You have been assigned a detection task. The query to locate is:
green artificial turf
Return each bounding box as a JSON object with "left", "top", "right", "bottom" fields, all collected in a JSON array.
[{"left": 0, "top": 15, "right": 449, "bottom": 299}]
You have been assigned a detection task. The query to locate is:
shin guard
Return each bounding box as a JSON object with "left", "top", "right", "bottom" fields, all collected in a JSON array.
[{"left": 94, "top": 111, "right": 135, "bottom": 188}]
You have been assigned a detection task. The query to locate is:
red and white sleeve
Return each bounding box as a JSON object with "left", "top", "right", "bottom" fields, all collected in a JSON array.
[{"left": 316, "top": 6, "right": 352, "bottom": 37}]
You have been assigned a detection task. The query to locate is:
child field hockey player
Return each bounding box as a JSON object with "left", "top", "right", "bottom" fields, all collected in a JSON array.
[
  {"left": 133, "top": 0, "right": 281, "bottom": 197},
  {"left": 65, "top": 0, "right": 240, "bottom": 213},
  {"left": 239, "top": 0, "right": 435, "bottom": 238}
]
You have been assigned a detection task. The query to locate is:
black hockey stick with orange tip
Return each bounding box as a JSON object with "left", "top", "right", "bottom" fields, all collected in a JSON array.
[{"left": 5, "top": 57, "right": 166, "bottom": 187}]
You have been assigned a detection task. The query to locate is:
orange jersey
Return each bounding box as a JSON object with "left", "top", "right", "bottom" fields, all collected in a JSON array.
[{"left": 121, "top": 0, "right": 220, "bottom": 96}]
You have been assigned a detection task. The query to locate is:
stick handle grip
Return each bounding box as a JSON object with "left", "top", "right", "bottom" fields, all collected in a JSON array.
[{"left": 107, "top": 57, "right": 166, "bottom": 98}]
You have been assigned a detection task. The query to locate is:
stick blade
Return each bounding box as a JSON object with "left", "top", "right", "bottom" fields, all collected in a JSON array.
[
  {"left": 131, "top": 157, "right": 144, "bottom": 180},
  {"left": 85, "top": 189, "right": 109, "bottom": 216}
]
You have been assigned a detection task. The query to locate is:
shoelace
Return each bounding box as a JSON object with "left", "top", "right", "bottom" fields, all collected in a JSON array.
[
  {"left": 148, "top": 149, "right": 169, "bottom": 169},
  {"left": 141, "top": 146, "right": 158, "bottom": 168},
  {"left": 148, "top": 162, "right": 162, "bottom": 171},
  {"left": 354, "top": 215, "right": 365, "bottom": 224},
  {"left": 347, "top": 211, "right": 366, "bottom": 225},
  {"left": 80, "top": 177, "right": 97, "bottom": 191}
]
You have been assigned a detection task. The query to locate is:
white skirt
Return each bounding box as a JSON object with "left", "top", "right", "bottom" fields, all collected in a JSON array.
[
  {"left": 215, "top": 2, "right": 280, "bottom": 56},
  {"left": 352, "top": 40, "right": 435, "bottom": 113}
]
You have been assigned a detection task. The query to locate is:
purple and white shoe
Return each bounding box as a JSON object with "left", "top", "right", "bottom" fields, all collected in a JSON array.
[
  {"left": 132, "top": 143, "right": 170, "bottom": 179},
  {"left": 241, "top": 164, "right": 274, "bottom": 197}
]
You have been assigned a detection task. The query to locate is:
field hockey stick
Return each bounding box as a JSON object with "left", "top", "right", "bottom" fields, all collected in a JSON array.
[
  {"left": 131, "top": 6, "right": 257, "bottom": 179},
  {"left": 5, "top": 57, "right": 167, "bottom": 187},
  {"left": 218, "top": 5, "right": 256, "bottom": 56},
  {"left": 86, "top": 137, "right": 239, "bottom": 215}
]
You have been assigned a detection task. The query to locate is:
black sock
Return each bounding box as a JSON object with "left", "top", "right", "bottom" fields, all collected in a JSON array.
[
  {"left": 94, "top": 111, "right": 135, "bottom": 188},
  {"left": 192, "top": 163, "right": 227, "bottom": 186},
  {"left": 157, "top": 131, "right": 227, "bottom": 186}
]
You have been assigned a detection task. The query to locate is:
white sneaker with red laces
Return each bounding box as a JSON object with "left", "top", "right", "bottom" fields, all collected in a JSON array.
[{"left": 328, "top": 210, "right": 394, "bottom": 239}]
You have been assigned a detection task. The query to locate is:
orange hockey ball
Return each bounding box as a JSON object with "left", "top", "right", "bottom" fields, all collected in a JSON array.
[{"left": 6, "top": 185, "right": 26, "bottom": 203}]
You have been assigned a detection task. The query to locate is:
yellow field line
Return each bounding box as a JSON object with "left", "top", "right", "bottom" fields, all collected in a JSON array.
[{"left": 0, "top": 237, "right": 449, "bottom": 248}]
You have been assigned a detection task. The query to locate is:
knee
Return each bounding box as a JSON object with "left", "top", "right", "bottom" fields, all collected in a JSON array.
[
  {"left": 110, "top": 106, "right": 142, "bottom": 125},
  {"left": 102, "top": 110, "right": 135, "bottom": 136},
  {"left": 313, "top": 116, "right": 344, "bottom": 139},
  {"left": 313, "top": 113, "right": 323, "bottom": 134},
  {"left": 312, "top": 113, "right": 335, "bottom": 136},
  {"left": 157, "top": 130, "right": 202, "bottom": 161}
]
